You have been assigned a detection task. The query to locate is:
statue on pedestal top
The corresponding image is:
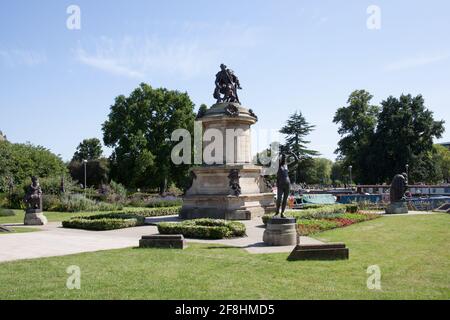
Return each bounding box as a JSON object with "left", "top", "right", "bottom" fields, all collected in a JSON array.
[{"left": 213, "top": 64, "right": 242, "bottom": 104}]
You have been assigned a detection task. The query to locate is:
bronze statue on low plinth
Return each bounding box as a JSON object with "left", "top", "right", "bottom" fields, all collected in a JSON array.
[
  {"left": 385, "top": 173, "right": 409, "bottom": 214},
  {"left": 23, "top": 176, "right": 47, "bottom": 225}
]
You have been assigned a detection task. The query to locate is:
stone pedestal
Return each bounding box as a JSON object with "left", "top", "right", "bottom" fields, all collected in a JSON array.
[
  {"left": 139, "top": 234, "right": 186, "bottom": 249},
  {"left": 288, "top": 243, "right": 349, "bottom": 260},
  {"left": 24, "top": 209, "right": 47, "bottom": 225},
  {"left": 263, "top": 217, "right": 297, "bottom": 246},
  {"left": 385, "top": 202, "right": 408, "bottom": 214},
  {"left": 181, "top": 102, "right": 275, "bottom": 220}
]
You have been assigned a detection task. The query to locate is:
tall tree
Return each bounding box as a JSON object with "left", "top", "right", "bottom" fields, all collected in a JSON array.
[
  {"left": 279, "top": 111, "right": 318, "bottom": 183},
  {"left": 433, "top": 144, "right": 450, "bottom": 183},
  {"left": 333, "top": 90, "right": 379, "bottom": 184},
  {"left": 102, "top": 83, "right": 195, "bottom": 193},
  {"left": 373, "top": 94, "right": 445, "bottom": 183},
  {"left": 72, "top": 138, "right": 103, "bottom": 161}
]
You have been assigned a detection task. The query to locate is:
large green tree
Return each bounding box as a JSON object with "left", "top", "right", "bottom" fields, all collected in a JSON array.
[
  {"left": 0, "top": 141, "right": 67, "bottom": 192},
  {"left": 333, "top": 90, "right": 379, "bottom": 184},
  {"left": 372, "top": 94, "right": 445, "bottom": 183},
  {"left": 335, "top": 91, "right": 445, "bottom": 184},
  {"left": 72, "top": 138, "right": 103, "bottom": 161},
  {"left": 279, "top": 111, "right": 318, "bottom": 183},
  {"left": 433, "top": 144, "right": 450, "bottom": 183},
  {"left": 102, "top": 83, "right": 195, "bottom": 193}
]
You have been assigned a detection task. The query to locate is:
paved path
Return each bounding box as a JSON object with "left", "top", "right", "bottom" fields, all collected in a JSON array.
[{"left": 0, "top": 216, "right": 323, "bottom": 263}]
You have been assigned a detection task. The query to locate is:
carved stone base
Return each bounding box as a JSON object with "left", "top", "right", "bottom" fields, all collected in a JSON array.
[
  {"left": 181, "top": 164, "right": 275, "bottom": 220},
  {"left": 263, "top": 217, "right": 297, "bottom": 246},
  {"left": 181, "top": 193, "right": 275, "bottom": 220},
  {"left": 385, "top": 202, "right": 408, "bottom": 214},
  {"left": 24, "top": 210, "right": 47, "bottom": 225}
]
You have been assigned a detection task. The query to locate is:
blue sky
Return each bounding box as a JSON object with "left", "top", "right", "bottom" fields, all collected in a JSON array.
[{"left": 1, "top": 0, "right": 449, "bottom": 161}]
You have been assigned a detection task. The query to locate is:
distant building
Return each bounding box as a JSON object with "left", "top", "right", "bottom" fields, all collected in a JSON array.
[
  {"left": 439, "top": 142, "right": 450, "bottom": 150},
  {"left": 0, "top": 130, "right": 6, "bottom": 142}
]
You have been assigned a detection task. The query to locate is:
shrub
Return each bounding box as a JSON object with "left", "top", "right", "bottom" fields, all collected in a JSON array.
[
  {"left": 0, "top": 208, "right": 15, "bottom": 216},
  {"left": 62, "top": 207, "right": 181, "bottom": 231},
  {"left": 62, "top": 218, "right": 139, "bottom": 231},
  {"left": 158, "top": 219, "right": 246, "bottom": 239},
  {"left": 345, "top": 204, "right": 359, "bottom": 213},
  {"left": 42, "top": 194, "right": 62, "bottom": 211},
  {"left": 146, "top": 199, "right": 183, "bottom": 208},
  {"left": 262, "top": 204, "right": 347, "bottom": 225},
  {"left": 57, "top": 194, "right": 122, "bottom": 212}
]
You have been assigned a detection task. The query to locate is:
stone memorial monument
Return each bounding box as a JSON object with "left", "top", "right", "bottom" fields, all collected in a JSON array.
[
  {"left": 23, "top": 176, "right": 48, "bottom": 225},
  {"left": 385, "top": 173, "right": 409, "bottom": 214},
  {"left": 180, "top": 64, "right": 275, "bottom": 220}
]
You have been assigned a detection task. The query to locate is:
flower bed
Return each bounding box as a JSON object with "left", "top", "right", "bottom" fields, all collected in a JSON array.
[
  {"left": 157, "top": 219, "right": 246, "bottom": 239},
  {"left": 297, "top": 212, "right": 380, "bottom": 236}
]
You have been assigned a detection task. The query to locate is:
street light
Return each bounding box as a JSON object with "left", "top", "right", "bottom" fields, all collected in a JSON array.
[
  {"left": 349, "top": 165, "right": 353, "bottom": 188},
  {"left": 82, "top": 159, "right": 88, "bottom": 197},
  {"left": 405, "top": 164, "right": 409, "bottom": 177}
]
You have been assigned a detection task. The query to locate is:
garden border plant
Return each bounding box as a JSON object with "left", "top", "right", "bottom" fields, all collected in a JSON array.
[
  {"left": 157, "top": 219, "right": 246, "bottom": 239},
  {"left": 62, "top": 207, "right": 181, "bottom": 231}
]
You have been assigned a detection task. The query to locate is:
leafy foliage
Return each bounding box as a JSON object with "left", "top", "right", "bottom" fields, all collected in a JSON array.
[
  {"left": 334, "top": 91, "right": 445, "bottom": 183},
  {"left": 0, "top": 141, "right": 67, "bottom": 193},
  {"left": 279, "top": 111, "right": 319, "bottom": 183},
  {"left": 158, "top": 219, "right": 246, "bottom": 239},
  {"left": 68, "top": 158, "right": 109, "bottom": 188},
  {"left": 72, "top": 138, "right": 103, "bottom": 161},
  {"left": 102, "top": 83, "right": 196, "bottom": 193}
]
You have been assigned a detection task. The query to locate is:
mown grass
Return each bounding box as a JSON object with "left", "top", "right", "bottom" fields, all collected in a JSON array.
[{"left": 0, "top": 214, "right": 448, "bottom": 299}]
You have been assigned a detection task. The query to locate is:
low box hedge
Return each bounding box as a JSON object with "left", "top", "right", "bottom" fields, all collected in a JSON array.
[
  {"left": 157, "top": 219, "right": 246, "bottom": 239},
  {"left": 62, "top": 207, "right": 181, "bottom": 231},
  {"left": 62, "top": 217, "right": 140, "bottom": 231}
]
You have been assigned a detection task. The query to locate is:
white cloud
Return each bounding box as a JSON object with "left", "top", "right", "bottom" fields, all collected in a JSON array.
[
  {"left": 0, "top": 49, "right": 47, "bottom": 67},
  {"left": 384, "top": 53, "right": 449, "bottom": 71},
  {"left": 73, "top": 25, "right": 264, "bottom": 79}
]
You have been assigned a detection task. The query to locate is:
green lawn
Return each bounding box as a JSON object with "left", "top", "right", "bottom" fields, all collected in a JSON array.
[{"left": 0, "top": 214, "right": 448, "bottom": 299}]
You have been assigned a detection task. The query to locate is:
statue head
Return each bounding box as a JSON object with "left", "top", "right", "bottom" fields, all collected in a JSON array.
[
  {"left": 220, "top": 63, "right": 227, "bottom": 70},
  {"left": 31, "top": 176, "right": 38, "bottom": 185}
]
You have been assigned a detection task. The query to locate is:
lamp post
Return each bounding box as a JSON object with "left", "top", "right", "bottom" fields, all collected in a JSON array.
[
  {"left": 349, "top": 165, "right": 353, "bottom": 189},
  {"left": 405, "top": 164, "right": 409, "bottom": 177},
  {"left": 83, "top": 159, "right": 88, "bottom": 197}
]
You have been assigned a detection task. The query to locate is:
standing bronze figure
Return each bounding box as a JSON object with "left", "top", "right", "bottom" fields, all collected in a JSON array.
[
  {"left": 276, "top": 154, "right": 290, "bottom": 218},
  {"left": 213, "top": 64, "right": 242, "bottom": 104}
]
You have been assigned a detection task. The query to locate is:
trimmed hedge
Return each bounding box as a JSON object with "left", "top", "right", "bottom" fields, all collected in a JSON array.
[
  {"left": 62, "top": 217, "right": 140, "bottom": 231},
  {"left": 0, "top": 208, "right": 15, "bottom": 217},
  {"left": 158, "top": 219, "right": 246, "bottom": 239},
  {"left": 62, "top": 207, "right": 181, "bottom": 231}
]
